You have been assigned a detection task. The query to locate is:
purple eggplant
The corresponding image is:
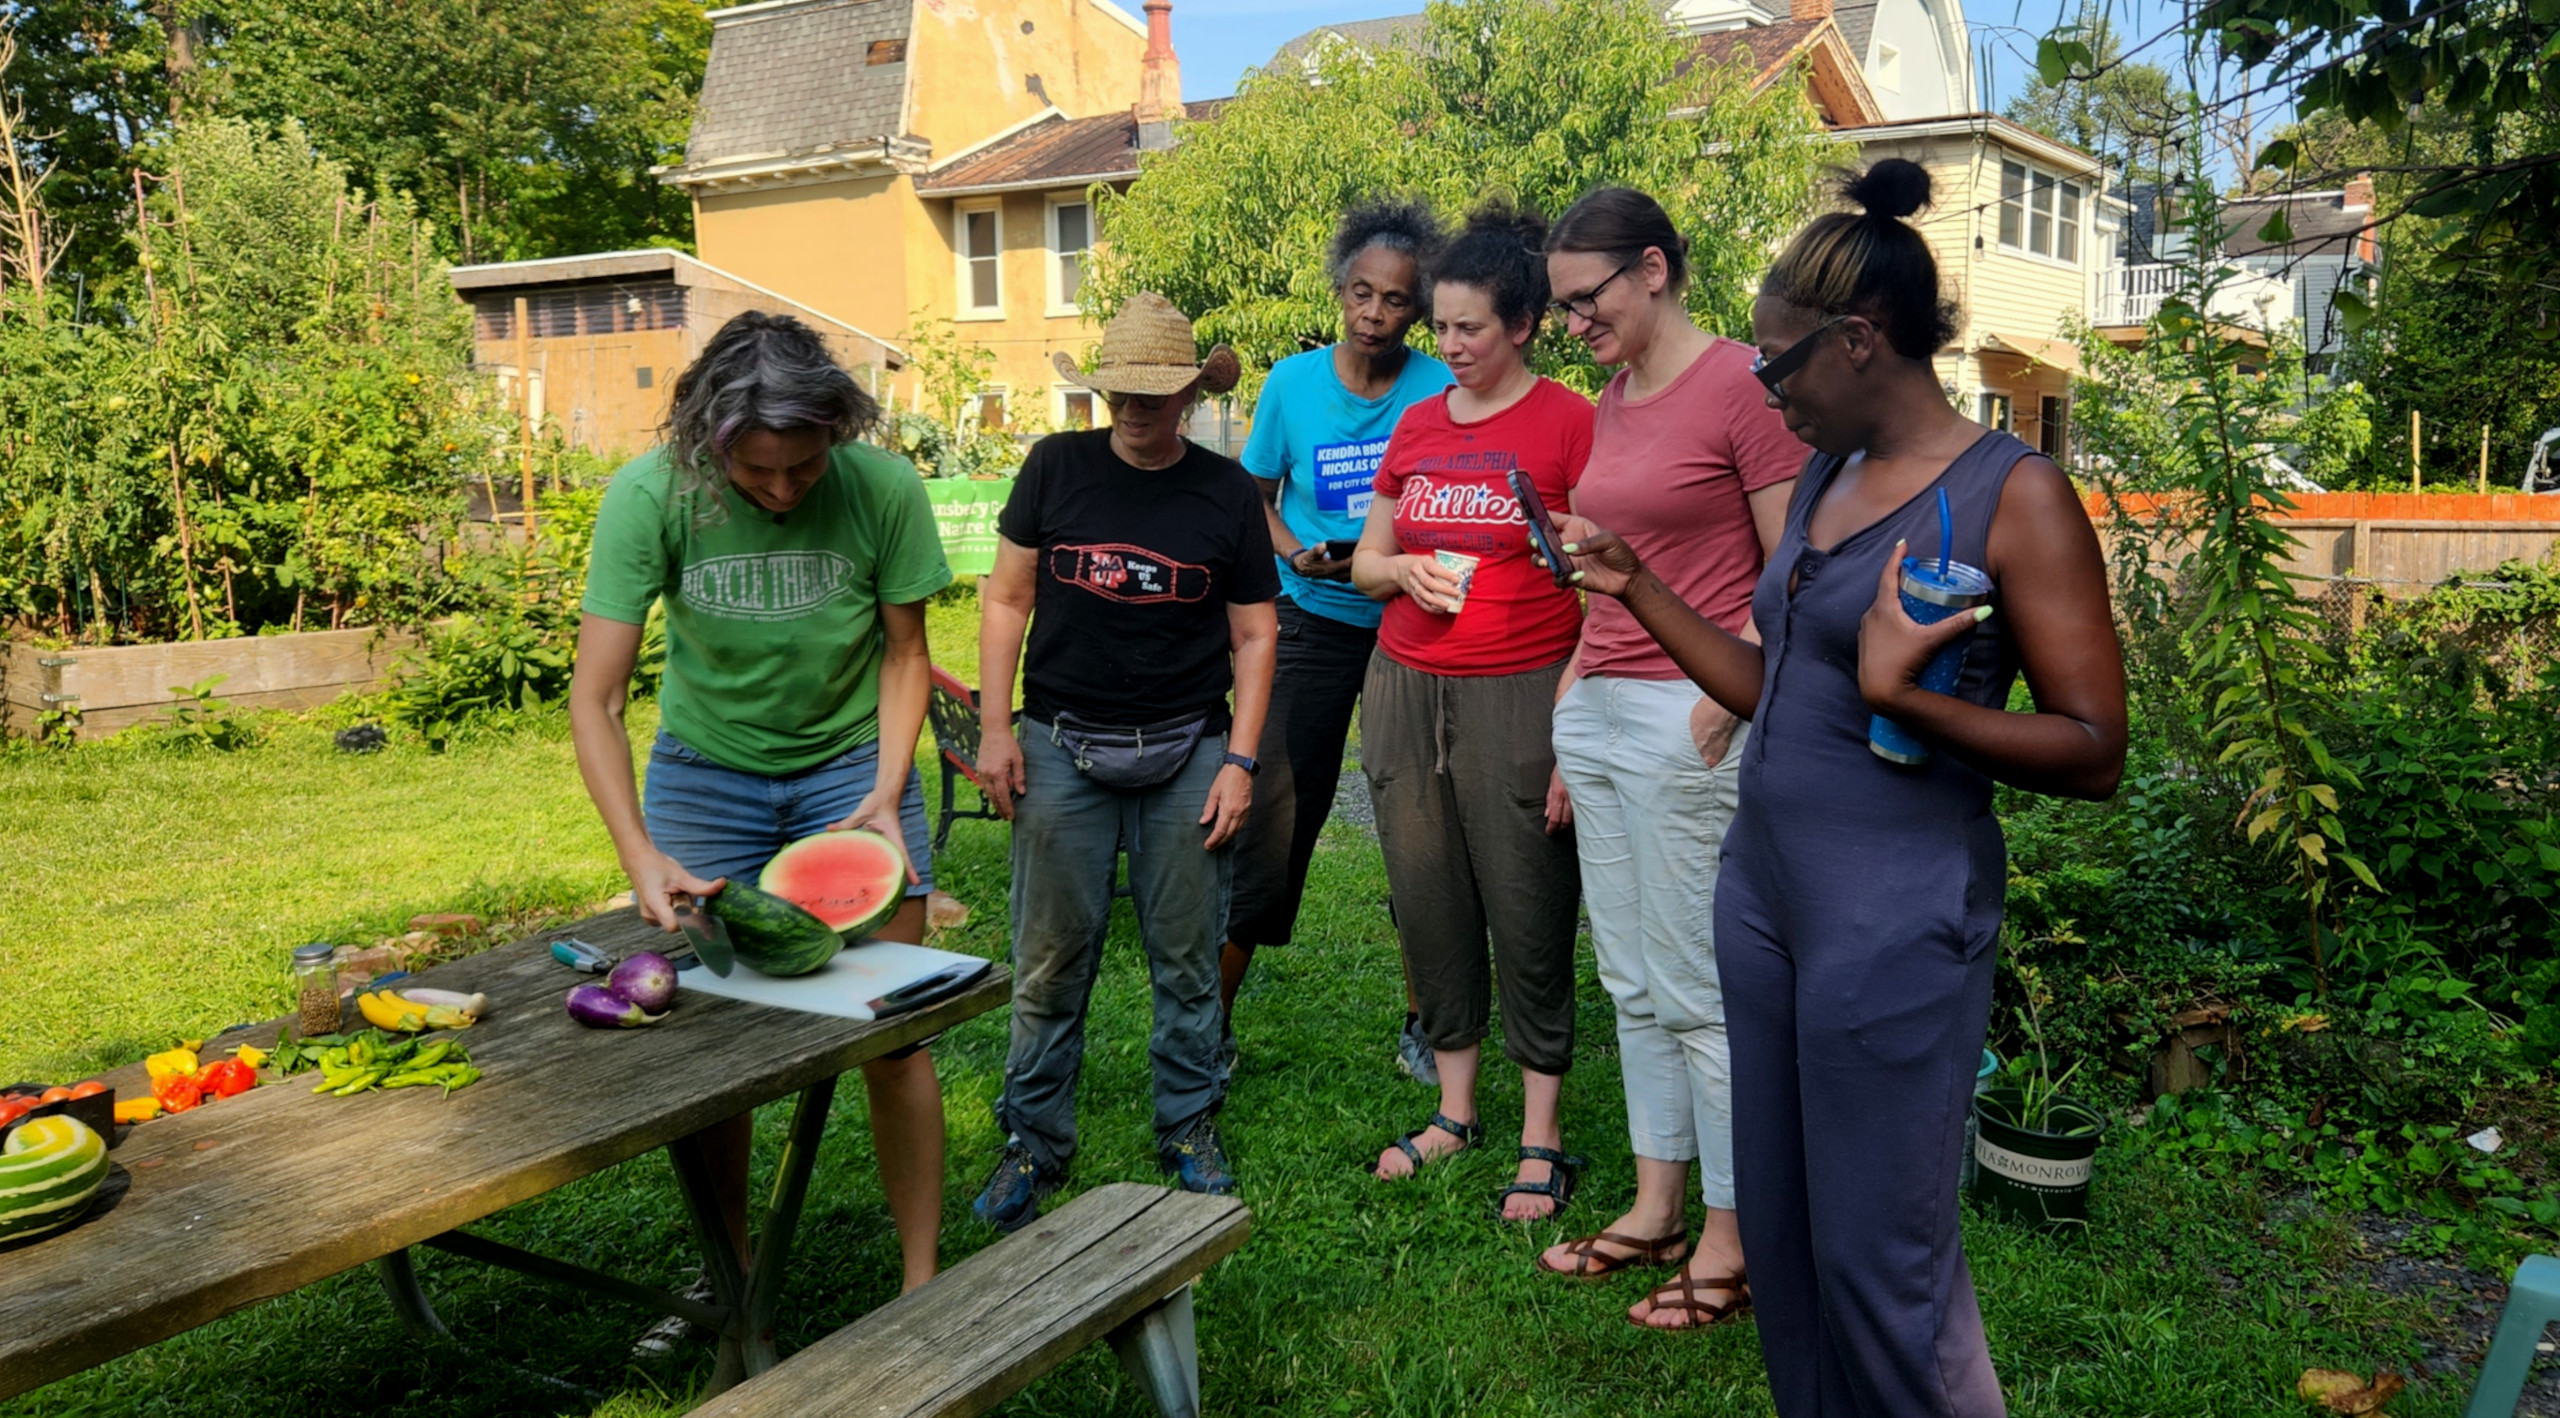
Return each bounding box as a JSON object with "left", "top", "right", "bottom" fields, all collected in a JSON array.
[
  {"left": 564, "top": 982, "right": 666, "bottom": 1029},
  {"left": 606, "top": 951, "right": 677, "bottom": 1014}
]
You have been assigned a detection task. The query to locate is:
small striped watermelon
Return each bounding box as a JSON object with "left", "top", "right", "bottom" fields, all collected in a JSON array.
[
  {"left": 0, "top": 1116, "right": 108, "bottom": 1243},
  {"left": 760, "top": 829, "right": 908, "bottom": 940},
  {"left": 707, "top": 881, "right": 845, "bottom": 977}
]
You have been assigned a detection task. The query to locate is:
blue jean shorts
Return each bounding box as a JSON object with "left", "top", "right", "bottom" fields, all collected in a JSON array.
[{"left": 641, "top": 730, "right": 935, "bottom": 896}]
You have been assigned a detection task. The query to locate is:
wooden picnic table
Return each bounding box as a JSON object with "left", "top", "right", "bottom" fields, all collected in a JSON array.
[{"left": 0, "top": 908, "right": 1010, "bottom": 1402}]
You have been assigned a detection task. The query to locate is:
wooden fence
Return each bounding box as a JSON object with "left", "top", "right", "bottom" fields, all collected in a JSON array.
[
  {"left": 2086, "top": 493, "right": 2560, "bottom": 598},
  {"left": 1, "top": 627, "right": 415, "bottom": 741}
]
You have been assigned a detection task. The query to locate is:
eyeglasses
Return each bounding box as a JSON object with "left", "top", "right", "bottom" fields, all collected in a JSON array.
[
  {"left": 1548, "top": 261, "right": 1635, "bottom": 322},
  {"left": 1749, "top": 316, "right": 1848, "bottom": 402},
  {"left": 1101, "top": 390, "right": 1175, "bottom": 412}
]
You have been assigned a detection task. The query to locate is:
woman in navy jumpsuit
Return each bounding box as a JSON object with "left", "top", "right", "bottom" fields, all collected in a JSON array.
[{"left": 1548, "top": 161, "right": 2127, "bottom": 1414}]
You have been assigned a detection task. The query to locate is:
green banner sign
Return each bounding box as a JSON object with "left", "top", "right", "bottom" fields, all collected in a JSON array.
[{"left": 924, "top": 476, "right": 1013, "bottom": 576}]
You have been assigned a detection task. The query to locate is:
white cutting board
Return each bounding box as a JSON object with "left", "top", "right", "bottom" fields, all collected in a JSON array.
[{"left": 677, "top": 939, "right": 992, "bottom": 1022}]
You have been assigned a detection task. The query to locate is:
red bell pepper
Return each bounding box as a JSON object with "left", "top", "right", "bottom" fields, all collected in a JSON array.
[
  {"left": 153, "top": 1074, "right": 205, "bottom": 1113},
  {"left": 196, "top": 1060, "right": 257, "bottom": 1099}
]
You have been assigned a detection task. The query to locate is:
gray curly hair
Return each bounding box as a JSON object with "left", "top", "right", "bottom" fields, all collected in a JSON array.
[
  {"left": 661, "top": 311, "right": 880, "bottom": 520},
  {"left": 1323, "top": 198, "right": 1444, "bottom": 301}
]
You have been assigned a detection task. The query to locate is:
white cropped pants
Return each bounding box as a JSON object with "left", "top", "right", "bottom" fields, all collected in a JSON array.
[{"left": 1552, "top": 674, "right": 1742, "bottom": 1210}]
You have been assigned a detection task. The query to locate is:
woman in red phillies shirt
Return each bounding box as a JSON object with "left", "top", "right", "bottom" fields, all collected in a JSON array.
[{"left": 1350, "top": 200, "right": 1595, "bottom": 1221}]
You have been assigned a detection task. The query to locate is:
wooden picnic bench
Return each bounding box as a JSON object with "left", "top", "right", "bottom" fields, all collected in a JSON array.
[
  {"left": 692, "top": 1182, "right": 1250, "bottom": 1418},
  {"left": 0, "top": 908, "right": 1010, "bottom": 1401}
]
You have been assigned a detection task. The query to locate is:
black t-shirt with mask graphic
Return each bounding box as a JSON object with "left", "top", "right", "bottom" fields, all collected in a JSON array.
[{"left": 998, "top": 429, "right": 1279, "bottom": 733}]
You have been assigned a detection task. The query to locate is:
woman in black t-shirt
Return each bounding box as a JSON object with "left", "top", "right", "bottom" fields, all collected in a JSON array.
[{"left": 970, "top": 292, "right": 1280, "bottom": 1232}]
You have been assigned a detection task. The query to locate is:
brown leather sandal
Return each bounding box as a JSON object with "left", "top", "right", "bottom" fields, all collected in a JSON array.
[
  {"left": 1629, "top": 1270, "right": 1752, "bottom": 1331},
  {"left": 1536, "top": 1230, "right": 1691, "bottom": 1280}
]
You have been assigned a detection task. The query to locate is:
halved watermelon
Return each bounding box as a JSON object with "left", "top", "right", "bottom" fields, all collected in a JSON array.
[
  {"left": 760, "top": 829, "right": 908, "bottom": 940},
  {"left": 706, "top": 882, "right": 843, "bottom": 977}
]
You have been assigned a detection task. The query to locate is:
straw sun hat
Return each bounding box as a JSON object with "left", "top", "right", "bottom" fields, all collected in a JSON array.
[{"left": 1051, "top": 291, "right": 1241, "bottom": 398}]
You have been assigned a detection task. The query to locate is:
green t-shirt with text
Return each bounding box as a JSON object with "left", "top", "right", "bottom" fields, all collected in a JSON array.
[{"left": 582, "top": 443, "right": 953, "bottom": 776}]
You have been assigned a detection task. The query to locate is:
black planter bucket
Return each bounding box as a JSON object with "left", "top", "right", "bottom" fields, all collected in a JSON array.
[{"left": 1970, "top": 1086, "right": 2106, "bottom": 1230}]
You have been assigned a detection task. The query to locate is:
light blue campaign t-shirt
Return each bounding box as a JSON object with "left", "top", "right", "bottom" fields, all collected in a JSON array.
[{"left": 1241, "top": 345, "right": 1453, "bottom": 628}]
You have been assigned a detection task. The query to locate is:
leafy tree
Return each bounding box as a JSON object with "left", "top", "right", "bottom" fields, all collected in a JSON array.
[
  {"left": 0, "top": 1, "right": 169, "bottom": 282},
  {"left": 2004, "top": 8, "right": 2177, "bottom": 184},
  {"left": 2199, "top": 0, "right": 2560, "bottom": 297},
  {"left": 1086, "top": 0, "right": 1825, "bottom": 395},
  {"left": 206, "top": 0, "right": 707, "bottom": 263},
  {"left": 2338, "top": 230, "right": 2560, "bottom": 490}
]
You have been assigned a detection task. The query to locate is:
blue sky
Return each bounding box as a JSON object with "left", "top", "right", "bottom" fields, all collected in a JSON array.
[{"left": 1164, "top": 0, "right": 2228, "bottom": 123}]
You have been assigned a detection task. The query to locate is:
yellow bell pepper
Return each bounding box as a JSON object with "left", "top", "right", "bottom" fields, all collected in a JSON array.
[
  {"left": 144, "top": 1047, "right": 200, "bottom": 1081},
  {"left": 113, "top": 1096, "right": 162, "bottom": 1123},
  {"left": 231, "top": 1044, "right": 268, "bottom": 1069}
]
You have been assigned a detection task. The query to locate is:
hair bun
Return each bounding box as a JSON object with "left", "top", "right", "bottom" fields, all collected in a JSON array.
[
  {"left": 1465, "top": 195, "right": 1549, "bottom": 251},
  {"left": 1843, "top": 159, "right": 1931, "bottom": 221}
]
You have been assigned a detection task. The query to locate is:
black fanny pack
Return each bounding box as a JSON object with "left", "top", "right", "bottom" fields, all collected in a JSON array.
[{"left": 1047, "top": 709, "right": 1211, "bottom": 791}]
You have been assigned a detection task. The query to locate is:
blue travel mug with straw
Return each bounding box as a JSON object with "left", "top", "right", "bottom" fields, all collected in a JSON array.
[{"left": 1869, "top": 489, "right": 1994, "bottom": 765}]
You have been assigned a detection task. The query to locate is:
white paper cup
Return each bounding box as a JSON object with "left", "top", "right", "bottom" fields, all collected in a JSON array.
[{"left": 1432, "top": 549, "right": 1480, "bottom": 612}]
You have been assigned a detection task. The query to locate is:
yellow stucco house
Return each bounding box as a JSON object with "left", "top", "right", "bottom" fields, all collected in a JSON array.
[
  {"left": 1841, "top": 113, "right": 2123, "bottom": 460},
  {"left": 659, "top": 0, "right": 1183, "bottom": 431}
]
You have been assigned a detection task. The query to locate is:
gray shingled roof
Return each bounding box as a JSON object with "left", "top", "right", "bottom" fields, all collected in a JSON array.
[
  {"left": 686, "top": 0, "right": 912, "bottom": 169},
  {"left": 1831, "top": 0, "right": 1875, "bottom": 62},
  {"left": 1270, "top": 12, "right": 1430, "bottom": 67}
]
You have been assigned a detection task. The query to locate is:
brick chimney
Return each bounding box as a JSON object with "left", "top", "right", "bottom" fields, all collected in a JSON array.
[
  {"left": 1134, "top": 0, "right": 1182, "bottom": 151},
  {"left": 2343, "top": 171, "right": 2374, "bottom": 211},
  {"left": 1791, "top": 0, "right": 1834, "bottom": 21}
]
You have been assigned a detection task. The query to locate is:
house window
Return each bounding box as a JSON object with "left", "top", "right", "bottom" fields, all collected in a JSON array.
[
  {"left": 2040, "top": 395, "right": 2069, "bottom": 459},
  {"left": 974, "top": 388, "right": 1009, "bottom": 433},
  {"left": 957, "top": 204, "right": 1001, "bottom": 317},
  {"left": 1978, "top": 392, "right": 2012, "bottom": 432},
  {"left": 1873, "top": 43, "right": 1902, "bottom": 91},
  {"left": 635, "top": 366, "right": 653, "bottom": 389},
  {"left": 867, "top": 38, "right": 905, "bottom": 65},
  {"left": 1057, "top": 386, "right": 1095, "bottom": 429},
  {"left": 1999, "top": 159, "right": 2088, "bottom": 264},
  {"left": 1048, "top": 198, "right": 1091, "bottom": 313}
]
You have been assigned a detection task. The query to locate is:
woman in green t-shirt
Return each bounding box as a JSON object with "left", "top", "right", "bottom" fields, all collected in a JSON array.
[{"left": 569, "top": 312, "right": 955, "bottom": 1327}]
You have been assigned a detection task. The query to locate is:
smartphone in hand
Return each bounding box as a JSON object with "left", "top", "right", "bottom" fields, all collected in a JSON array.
[
  {"left": 1316, "top": 538, "right": 1360, "bottom": 561},
  {"left": 1506, "top": 470, "right": 1574, "bottom": 588}
]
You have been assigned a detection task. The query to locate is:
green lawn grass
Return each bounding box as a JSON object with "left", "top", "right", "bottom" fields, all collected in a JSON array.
[{"left": 0, "top": 595, "right": 2477, "bottom": 1416}]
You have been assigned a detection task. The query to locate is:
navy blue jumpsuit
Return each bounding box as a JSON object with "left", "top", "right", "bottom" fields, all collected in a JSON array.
[{"left": 1717, "top": 430, "right": 2031, "bottom": 1416}]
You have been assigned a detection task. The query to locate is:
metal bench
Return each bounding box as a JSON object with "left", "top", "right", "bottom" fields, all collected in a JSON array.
[
  {"left": 927, "top": 665, "right": 1001, "bottom": 853},
  {"left": 690, "top": 1183, "right": 1250, "bottom": 1418}
]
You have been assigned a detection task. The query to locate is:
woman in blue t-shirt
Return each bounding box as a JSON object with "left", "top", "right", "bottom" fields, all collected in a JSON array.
[{"left": 1220, "top": 200, "right": 1453, "bottom": 1079}]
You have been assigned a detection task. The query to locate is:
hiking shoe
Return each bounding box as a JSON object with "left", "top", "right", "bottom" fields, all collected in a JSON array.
[
  {"left": 972, "top": 1139, "right": 1062, "bottom": 1233},
  {"left": 1398, "top": 1013, "right": 1440, "bottom": 1087},
  {"left": 1159, "top": 1116, "right": 1238, "bottom": 1196}
]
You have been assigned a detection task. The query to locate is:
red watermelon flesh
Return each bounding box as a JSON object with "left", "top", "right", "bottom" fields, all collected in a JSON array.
[{"left": 760, "top": 830, "right": 908, "bottom": 939}]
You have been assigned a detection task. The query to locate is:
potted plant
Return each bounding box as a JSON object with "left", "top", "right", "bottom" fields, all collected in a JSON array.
[{"left": 1972, "top": 962, "right": 2107, "bottom": 1230}]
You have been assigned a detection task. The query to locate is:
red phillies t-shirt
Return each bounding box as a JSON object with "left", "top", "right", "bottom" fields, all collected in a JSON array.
[
  {"left": 1374, "top": 377, "right": 1594, "bottom": 675},
  {"left": 1576, "top": 338, "right": 1805, "bottom": 676}
]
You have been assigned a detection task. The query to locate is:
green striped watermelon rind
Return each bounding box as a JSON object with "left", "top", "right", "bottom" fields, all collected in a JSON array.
[
  {"left": 0, "top": 1115, "right": 108, "bottom": 1243},
  {"left": 705, "top": 881, "right": 845, "bottom": 978}
]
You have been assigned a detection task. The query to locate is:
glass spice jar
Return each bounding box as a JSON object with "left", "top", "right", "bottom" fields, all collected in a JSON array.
[{"left": 293, "top": 943, "right": 340, "bottom": 1038}]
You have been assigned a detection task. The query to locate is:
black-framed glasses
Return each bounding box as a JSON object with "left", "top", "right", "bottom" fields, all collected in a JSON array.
[
  {"left": 1548, "top": 261, "right": 1635, "bottom": 321},
  {"left": 1749, "top": 316, "right": 1848, "bottom": 401}
]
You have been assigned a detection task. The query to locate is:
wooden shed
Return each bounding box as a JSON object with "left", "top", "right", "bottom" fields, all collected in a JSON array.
[{"left": 448, "top": 250, "right": 906, "bottom": 460}]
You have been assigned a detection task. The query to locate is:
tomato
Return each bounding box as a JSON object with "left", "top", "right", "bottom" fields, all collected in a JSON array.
[
  {"left": 0, "top": 1097, "right": 36, "bottom": 1124},
  {"left": 152, "top": 1075, "right": 204, "bottom": 1113},
  {"left": 68, "top": 1080, "right": 107, "bottom": 1099},
  {"left": 38, "top": 1086, "right": 71, "bottom": 1104},
  {"left": 196, "top": 1060, "right": 256, "bottom": 1099}
]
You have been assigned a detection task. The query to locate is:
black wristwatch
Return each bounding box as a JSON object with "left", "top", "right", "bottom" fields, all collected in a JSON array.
[{"left": 1221, "top": 751, "right": 1260, "bottom": 776}]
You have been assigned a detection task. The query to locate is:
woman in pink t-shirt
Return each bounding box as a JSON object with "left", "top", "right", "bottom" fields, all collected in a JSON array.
[
  {"left": 1350, "top": 200, "right": 1595, "bottom": 1222},
  {"left": 1532, "top": 188, "right": 1804, "bottom": 1330}
]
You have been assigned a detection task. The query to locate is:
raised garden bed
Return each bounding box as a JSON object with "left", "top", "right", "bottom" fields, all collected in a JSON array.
[{"left": 1, "top": 628, "right": 415, "bottom": 741}]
